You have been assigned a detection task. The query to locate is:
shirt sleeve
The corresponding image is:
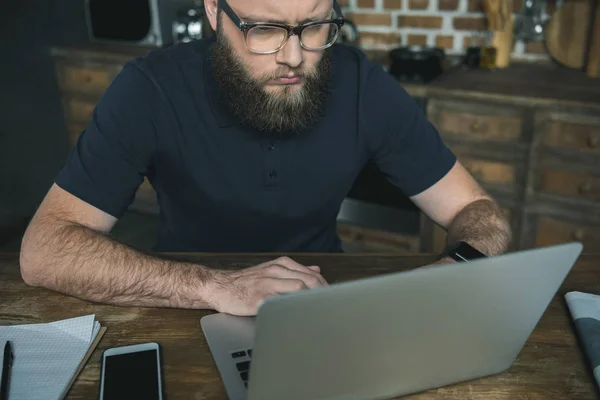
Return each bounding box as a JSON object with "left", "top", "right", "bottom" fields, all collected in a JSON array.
[
  {"left": 361, "top": 61, "right": 457, "bottom": 197},
  {"left": 54, "top": 60, "right": 160, "bottom": 218}
]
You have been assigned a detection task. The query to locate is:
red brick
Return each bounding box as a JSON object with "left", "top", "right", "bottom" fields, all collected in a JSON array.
[
  {"left": 439, "top": 0, "right": 459, "bottom": 10},
  {"left": 436, "top": 35, "right": 454, "bottom": 49},
  {"left": 359, "top": 32, "right": 403, "bottom": 47},
  {"left": 407, "top": 34, "right": 428, "bottom": 45},
  {"left": 357, "top": 0, "right": 376, "bottom": 8},
  {"left": 467, "top": 0, "right": 484, "bottom": 12},
  {"left": 398, "top": 15, "right": 443, "bottom": 29},
  {"left": 384, "top": 0, "right": 402, "bottom": 8},
  {"left": 409, "top": 0, "right": 429, "bottom": 9},
  {"left": 346, "top": 12, "right": 391, "bottom": 26},
  {"left": 453, "top": 17, "right": 487, "bottom": 31}
]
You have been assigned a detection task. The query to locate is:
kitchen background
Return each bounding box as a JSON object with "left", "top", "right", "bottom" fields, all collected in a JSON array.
[
  {"left": 1, "top": 0, "right": 599, "bottom": 254},
  {"left": 341, "top": 0, "right": 550, "bottom": 60}
]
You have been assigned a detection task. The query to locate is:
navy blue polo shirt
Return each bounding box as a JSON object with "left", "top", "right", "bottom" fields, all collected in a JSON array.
[{"left": 55, "top": 38, "right": 456, "bottom": 253}]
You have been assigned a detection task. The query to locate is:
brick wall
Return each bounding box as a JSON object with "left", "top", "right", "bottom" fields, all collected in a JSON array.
[{"left": 339, "top": 0, "right": 550, "bottom": 61}]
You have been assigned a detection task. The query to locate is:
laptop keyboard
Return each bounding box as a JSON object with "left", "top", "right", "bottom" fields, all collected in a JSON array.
[{"left": 231, "top": 348, "right": 253, "bottom": 388}]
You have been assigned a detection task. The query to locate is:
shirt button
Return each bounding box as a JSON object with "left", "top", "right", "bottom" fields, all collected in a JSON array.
[
  {"left": 268, "top": 170, "right": 277, "bottom": 179},
  {"left": 266, "top": 142, "right": 275, "bottom": 151}
]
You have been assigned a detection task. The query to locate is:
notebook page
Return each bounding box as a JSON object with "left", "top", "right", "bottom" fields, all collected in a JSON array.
[
  {"left": 565, "top": 291, "right": 600, "bottom": 390},
  {"left": 0, "top": 315, "right": 100, "bottom": 400}
]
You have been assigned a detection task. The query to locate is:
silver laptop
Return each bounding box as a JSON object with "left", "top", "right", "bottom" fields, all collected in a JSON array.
[{"left": 200, "top": 242, "right": 583, "bottom": 400}]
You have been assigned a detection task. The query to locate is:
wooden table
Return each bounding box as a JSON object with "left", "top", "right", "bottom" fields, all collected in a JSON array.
[{"left": 1, "top": 252, "right": 600, "bottom": 399}]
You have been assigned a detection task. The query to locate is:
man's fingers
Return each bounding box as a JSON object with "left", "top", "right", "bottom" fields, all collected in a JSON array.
[
  {"left": 265, "top": 266, "right": 326, "bottom": 288},
  {"left": 268, "top": 257, "right": 327, "bottom": 285},
  {"left": 271, "top": 278, "right": 309, "bottom": 294},
  {"left": 273, "top": 257, "right": 317, "bottom": 274}
]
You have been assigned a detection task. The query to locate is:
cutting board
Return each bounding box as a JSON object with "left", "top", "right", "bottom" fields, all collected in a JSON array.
[
  {"left": 587, "top": 0, "right": 600, "bottom": 77},
  {"left": 545, "top": 0, "right": 593, "bottom": 69},
  {"left": 484, "top": 0, "right": 514, "bottom": 68}
]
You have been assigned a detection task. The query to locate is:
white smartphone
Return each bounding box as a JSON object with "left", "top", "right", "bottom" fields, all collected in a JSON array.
[{"left": 98, "top": 342, "right": 164, "bottom": 400}]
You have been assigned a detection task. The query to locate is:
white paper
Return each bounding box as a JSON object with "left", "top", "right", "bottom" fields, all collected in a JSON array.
[
  {"left": 0, "top": 315, "right": 101, "bottom": 400},
  {"left": 565, "top": 291, "right": 600, "bottom": 320}
]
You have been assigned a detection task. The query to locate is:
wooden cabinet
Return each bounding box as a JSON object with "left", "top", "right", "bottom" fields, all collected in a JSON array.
[
  {"left": 420, "top": 66, "right": 600, "bottom": 254},
  {"left": 55, "top": 63, "right": 120, "bottom": 94},
  {"left": 534, "top": 215, "right": 600, "bottom": 249},
  {"left": 538, "top": 169, "right": 600, "bottom": 202},
  {"left": 428, "top": 99, "right": 526, "bottom": 142},
  {"left": 337, "top": 222, "right": 419, "bottom": 253},
  {"left": 519, "top": 107, "right": 600, "bottom": 252},
  {"left": 541, "top": 113, "right": 600, "bottom": 155}
]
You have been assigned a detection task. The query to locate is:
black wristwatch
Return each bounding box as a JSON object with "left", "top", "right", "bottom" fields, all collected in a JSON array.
[{"left": 441, "top": 241, "right": 487, "bottom": 262}]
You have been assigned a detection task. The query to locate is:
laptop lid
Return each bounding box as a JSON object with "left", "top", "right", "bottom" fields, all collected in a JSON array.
[{"left": 246, "top": 242, "right": 583, "bottom": 400}]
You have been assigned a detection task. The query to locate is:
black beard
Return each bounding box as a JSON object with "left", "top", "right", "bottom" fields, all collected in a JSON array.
[{"left": 209, "top": 27, "right": 332, "bottom": 134}]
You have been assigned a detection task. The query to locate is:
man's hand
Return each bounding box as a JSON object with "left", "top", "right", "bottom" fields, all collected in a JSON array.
[{"left": 206, "top": 256, "right": 328, "bottom": 316}]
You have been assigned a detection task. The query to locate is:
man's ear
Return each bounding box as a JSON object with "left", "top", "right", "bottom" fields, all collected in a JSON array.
[{"left": 204, "top": 0, "right": 219, "bottom": 32}]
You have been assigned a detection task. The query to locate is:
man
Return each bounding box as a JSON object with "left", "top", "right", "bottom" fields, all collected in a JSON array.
[{"left": 20, "top": 0, "right": 511, "bottom": 316}]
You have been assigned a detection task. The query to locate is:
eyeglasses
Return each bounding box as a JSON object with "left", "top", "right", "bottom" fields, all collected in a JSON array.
[{"left": 218, "top": 0, "right": 345, "bottom": 54}]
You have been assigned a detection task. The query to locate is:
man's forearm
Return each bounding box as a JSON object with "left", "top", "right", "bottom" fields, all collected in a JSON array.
[
  {"left": 445, "top": 198, "right": 512, "bottom": 256},
  {"left": 21, "top": 220, "right": 215, "bottom": 309}
]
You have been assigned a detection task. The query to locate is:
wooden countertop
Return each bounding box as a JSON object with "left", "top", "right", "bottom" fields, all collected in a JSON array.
[
  {"left": 1, "top": 252, "right": 600, "bottom": 399},
  {"left": 50, "top": 43, "right": 600, "bottom": 109},
  {"left": 423, "top": 62, "right": 600, "bottom": 109}
]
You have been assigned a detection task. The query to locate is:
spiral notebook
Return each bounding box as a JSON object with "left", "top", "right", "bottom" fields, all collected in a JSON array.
[
  {"left": 565, "top": 291, "right": 600, "bottom": 390},
  {"left": 0, "top": 314, "right": 106, "bottom": 400}
]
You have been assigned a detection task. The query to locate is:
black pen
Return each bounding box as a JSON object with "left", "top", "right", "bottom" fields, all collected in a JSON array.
[{"left": 0, "top": 341, "right": 12, "bottom": 400}]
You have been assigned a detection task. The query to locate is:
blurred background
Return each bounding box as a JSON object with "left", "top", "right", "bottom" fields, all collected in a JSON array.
[{"left": 1, "top": 0, "right": 599, "bottom": 254}]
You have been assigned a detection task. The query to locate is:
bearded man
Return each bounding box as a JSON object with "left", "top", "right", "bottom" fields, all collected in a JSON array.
[{"left": 20, "top": 0, "right": 511, "bottom": 316}]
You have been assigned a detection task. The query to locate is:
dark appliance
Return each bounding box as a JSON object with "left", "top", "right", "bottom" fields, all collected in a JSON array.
[
  {"left": 84, "top": 0, "right": 203, "bottom": 46},
  {"left": 388, "top": 45, "right": 445, "bottom": 83}
]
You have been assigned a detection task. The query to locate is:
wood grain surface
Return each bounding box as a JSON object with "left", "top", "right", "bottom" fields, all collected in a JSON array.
[
  {"left": 587, "top": 0, "right": 600, "bottom": 78},
  {"left": 545, "top": 0, "right": 593, "bottom": 69},
  {"left": 427, "top": 62, "right": 600, "bottom": 108},
  {"left": 1, "top": 252, "right": 599, "bottom": 399}
]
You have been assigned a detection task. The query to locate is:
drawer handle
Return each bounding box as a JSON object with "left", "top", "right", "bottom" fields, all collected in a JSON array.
[
  {"left": 579, "top": 181, "right": 592, "bottom": 194},
  {"left": 471, "top": 122, "right": 479, "bottom": 132},
  {"left": 589, "top": 135, "right": 599, "bottom": 148},
  {"left": 572, "top": 229, "right": 586, "bottom": 241},
  {"left": 84, "top": 75, "right": 93, "bottom": 83}
]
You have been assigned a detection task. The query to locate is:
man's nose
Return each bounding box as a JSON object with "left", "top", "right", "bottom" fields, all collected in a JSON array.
[{"left": 275, "top": 34, "right": 304, "bottom": 68}]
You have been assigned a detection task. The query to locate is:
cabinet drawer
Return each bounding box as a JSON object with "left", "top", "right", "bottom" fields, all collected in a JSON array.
[
  {"left": 535, "top": 216, "right": 600, "bottom": 250},
  {"left": 438, "top": 110, "right": 522, "bottom": 141},
  {"left": 429, "top": 99, "right": 523, "bottom": 142},
  {"left": 57, "top": 64, "right": 117, "bottom": 94},
  {"left": 540, "top": 114, "right": 600, "bottom": 155},
  {"left": 460, "top": 157, "right": 516, "bottom": 187},
  {"left": 337, "top": 223, "right": 419, "bottom": 253},
  {"left": 539, "top": 169, "right": 600, "bottom": 203},
  {"left": 64, "top": 97, "right": 96, "bottom": 124}
]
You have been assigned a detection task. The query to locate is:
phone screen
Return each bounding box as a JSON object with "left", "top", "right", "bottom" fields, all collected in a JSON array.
[{"left": 102, "top": 349, "right": 161, "bottom": 400}]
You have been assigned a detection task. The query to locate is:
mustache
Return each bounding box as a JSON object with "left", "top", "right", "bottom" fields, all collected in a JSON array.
[{"left": 257, "top": 68, "right": 313, "bottom": 84}]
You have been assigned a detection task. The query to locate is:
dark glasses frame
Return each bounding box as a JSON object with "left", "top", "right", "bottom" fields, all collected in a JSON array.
[{"left": 218, "top": 0, "right": 345, "bottom": 53}]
